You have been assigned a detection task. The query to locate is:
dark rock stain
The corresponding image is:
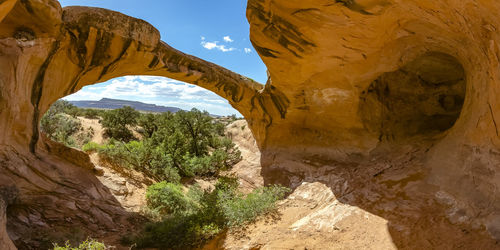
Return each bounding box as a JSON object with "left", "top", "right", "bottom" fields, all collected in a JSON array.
[
  {"left": 99, "top": 38, "right": 132, "bottom": 79},
  {"left": 249, "top": 1, "right": 316, "bottom": 58},
  {"left": 292, "top": 8, "right": 321, "bottom": 15},
  {"left": 148, "top": 55, "right": 160, "bottom": 68},
  {"left": 335, "top": 0, "right": 373, "bottom": 15},
  {"left": 30, "top": 40, "right": 61, "bottom": 154},
  {"left": 20, "top": 0, "right": 34, "bottom": 14},
  {"left": 252, "top": 43, "right": 280, "bottom": 58}
]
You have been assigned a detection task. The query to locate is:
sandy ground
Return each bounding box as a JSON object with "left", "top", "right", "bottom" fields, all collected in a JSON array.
[
  {"left": 77, "top": 117, "right": 105, "bottom": 144},
  {"left": 212, "top": 121, "right": 398, "bottom": 250},
  {"left": 219, "top": 181, "right": 397, "bottom": 250}
]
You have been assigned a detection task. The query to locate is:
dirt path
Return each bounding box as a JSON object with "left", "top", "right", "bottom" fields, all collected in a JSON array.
[{"left": 77, "top": 117, "right": 105, "bottom": 144}]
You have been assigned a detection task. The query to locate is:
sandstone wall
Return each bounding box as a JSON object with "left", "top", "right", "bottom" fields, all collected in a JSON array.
[{"left": 247, "top": 0, "right": 500, "bottom": 245}]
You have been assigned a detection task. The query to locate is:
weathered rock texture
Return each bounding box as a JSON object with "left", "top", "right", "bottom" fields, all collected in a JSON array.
[
  {"left": 1, "top": 0, "right": 500, "bottom": 248},
  {"left": 0, "top": 186, "right": 17, "bottom": 250},
  {"left": 246, "top": 0, "right": 500, "bottom": 247}
]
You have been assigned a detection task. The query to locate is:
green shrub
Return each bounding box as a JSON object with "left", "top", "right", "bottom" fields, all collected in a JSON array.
[
  {"left": 95, "top": 109, "right": 241, "bottom": 180},
  {"left": 220, "top": 185, "right": 289, "bottom": 226},
  {"left": 52, "top": 238, "right": 107, "bottom": 250},
  {"left": 100, "top": 106, "right": 139, "bottom": 142},
  {"left": 82, "top": 142, "right": 104, "bottom": 152},
  {"left": 130, "top": 177, "right": 289, "bottom": 249},
  {"left": 81, "top": 109, "right": 101, "bottom": 119},
  {"left": 43, "top": 103, "right": 241, "bottom": 181},
  {"left": 41, "top": 111, "right": 83, "bottom": 148},
  {"left": 96, "top": 140, "right": 181, "bottom": 182},
  {"left": 146, "top": 182, "right": 201, "bottom": 216},
  {"left": 123, "top": 212, "right": 220, "bottom": 249}
]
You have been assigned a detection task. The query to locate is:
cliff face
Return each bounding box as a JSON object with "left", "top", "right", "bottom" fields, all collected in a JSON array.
[
  {"left": 246, "top": 0, "right": 500, "bottom": 247},
  {"left": 1, "top": 0, "right": 500, "bottom": 248}
]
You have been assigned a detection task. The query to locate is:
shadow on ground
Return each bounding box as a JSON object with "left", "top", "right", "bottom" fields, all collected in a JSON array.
[{"left": 259, "top": 141, "right": 499, "bottom": 249}]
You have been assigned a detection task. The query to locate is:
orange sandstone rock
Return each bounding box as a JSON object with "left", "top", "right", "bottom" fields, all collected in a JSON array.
[{"left": 1, "top": 0, "right": 500, "bottom": 248}]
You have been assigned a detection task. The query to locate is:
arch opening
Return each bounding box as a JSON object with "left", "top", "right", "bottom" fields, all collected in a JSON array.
[
  {"left": 39, "top": 75, "right": 243, "bottom": 147},
  {"left": 360, "top": 52, "right": 466, "bottom": 142}
]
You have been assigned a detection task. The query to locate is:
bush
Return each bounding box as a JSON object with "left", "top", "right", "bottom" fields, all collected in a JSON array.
[
  {"left": 82, "top": 142, "right": 104, "bottom": 152},
  {"left": 41, "top": 100, "right": 100, "bottom": 149},
  {"left": 129, "top": 177, "right": 290, "bottom": 249},
  {"left": 94, "top": 109, "right": 241, "bottom": 180},
  {"left": 123, "top": 213, "right": 220, "bottom": 249},
  {"left": 81, "top": 109, "right": 101, "bottom": 119},
  {"left": 100, "top": 106, "right": 139, "bottom": 142},
  {"left": 52, "top": 238, "right": 107, "bottom": 250},
  {"left": 146, "top": 182, "right": 201, "bottom": 216},
  {"left": 220, "top": 185, "right": 289, "bottom": 226},
  {"left": 41, "top": 111, "right": 83, "bottom": 148},
  {"left": 95, "top": 140, "right": 181, "bottom": 183}
]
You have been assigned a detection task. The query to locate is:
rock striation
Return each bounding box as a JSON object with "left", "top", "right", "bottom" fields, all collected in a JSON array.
[
  {"left": 1, "top": 0, "right": 500, "bottom": 248},
  {"left": 246, "top": 0, "right": 500, "bottom": 247}
]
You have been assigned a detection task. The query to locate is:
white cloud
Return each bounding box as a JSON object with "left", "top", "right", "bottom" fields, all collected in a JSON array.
[
  {"left": 201, "top": 41, "right": 218, "bottom": 50},
  {"left": 64, "top": 76, "right": 241, "bottom": 116},
  {"left": 223, "top": 36, "right": 234, "bottom": 43},
  {"left": 201, "top": 40, "right": 235, "bottom": 52},
  {"left": 244, "top": 48, "right": 252, "bottom": 54}
]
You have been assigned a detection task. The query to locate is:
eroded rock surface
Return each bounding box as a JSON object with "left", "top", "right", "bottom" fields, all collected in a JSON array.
[
  {"left": 246, "top": 0, "right": 500, "bottom": 247},
  {"left": 1, "top": 0, "right": 500, "bottom": 248},
  {"left": 0, "top": 186, "right": 17, "bottom": 250}
]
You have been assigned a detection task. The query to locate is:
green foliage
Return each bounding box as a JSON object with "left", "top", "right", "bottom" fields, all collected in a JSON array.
[
  {"left": 80, "top": 108, "right": 101, "bottom": 119},
  {"left": 82, "top": 141, "right": 105, "bottom": 152},
  {"left": 100, "top": 106, "right": 139, "bottom": 142},
  {"left": 41, "top": 103, "right": 84, "bottom": 148},
  {"left": 40, "top": 100, "right": 99, "bottom": 148},
  {"left": 174, "top": 109, "right": 216, "bottom": 156},
  {"left": 220, "top": 185, "right": 290, "bottom": 227},
  {"left": 52, "top": 238, "right": 107, "bottom": 250},
  {"left": 48, "top": 100, "right": 78, "bottom": 115},
  {"left": 96, "top": 108, "right": 240, "bottom": 180},
  {"left": 128, "top": 177, "right": 290, "bottom": 249},
  {"left": 146, "top": 182, "right": 201, "bottom": 215},
  {"left": 94, "top": 140, "right": 181, "bottom": 183},
  {"left": 137, "top": 113, "right": 161, "bottom": 138}
]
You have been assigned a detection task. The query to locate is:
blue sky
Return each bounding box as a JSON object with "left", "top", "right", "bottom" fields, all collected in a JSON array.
[{"left": 59, "top": 0, "right": 267, "bottom": 116}]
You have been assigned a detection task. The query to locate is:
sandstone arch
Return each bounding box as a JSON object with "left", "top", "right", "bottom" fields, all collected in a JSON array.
[
  {"left": 2, "top": 0, "right": 500, "bottom": 248},
  {"left": 0, "top": 1, "right": 279, "bottom": 247}
]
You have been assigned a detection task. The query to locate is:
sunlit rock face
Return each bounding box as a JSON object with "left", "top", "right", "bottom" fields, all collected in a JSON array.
[
  {"left": 246, "top": 0, "right": 500, "bottom": 247},
  {"left": 0, "top": 0, "right": 265, "bottom": 247},
  {"left": 1, "top": 0, "right": 500, "bottom": 248}
]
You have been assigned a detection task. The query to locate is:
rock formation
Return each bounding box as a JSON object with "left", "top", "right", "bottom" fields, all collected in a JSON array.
[
  {"left": 246, "top": 0, "right": 500, "bottom": 247},
  {"left": 1, "top": 0, "right": 500, "bottom": 248}
]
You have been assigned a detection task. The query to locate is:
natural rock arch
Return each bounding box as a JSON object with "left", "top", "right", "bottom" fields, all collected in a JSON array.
[
  {"left": 2, "top": 0, "right": 500, "bottom": 248},
  {"left": 0, "top": 1, "right": 282, "bottom": 247}
]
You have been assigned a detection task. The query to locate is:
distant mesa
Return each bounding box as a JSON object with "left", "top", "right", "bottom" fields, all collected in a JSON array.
[{"left": 68, "top": 98, "right": 183, "bottom": 113}]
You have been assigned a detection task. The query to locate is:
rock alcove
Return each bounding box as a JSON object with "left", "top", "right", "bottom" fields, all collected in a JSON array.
[{"left": 360, "top": 52, "right": 466, "bottom": 142}]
